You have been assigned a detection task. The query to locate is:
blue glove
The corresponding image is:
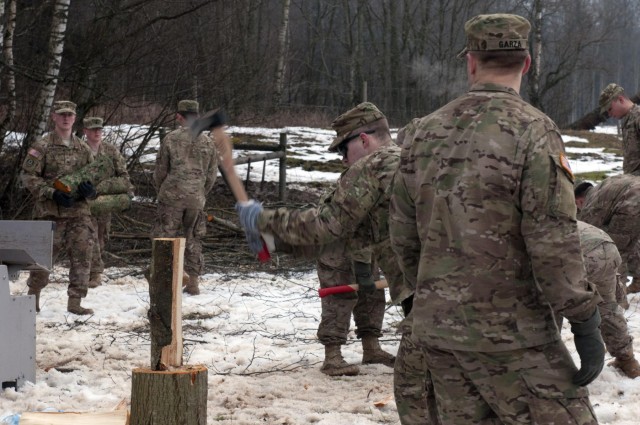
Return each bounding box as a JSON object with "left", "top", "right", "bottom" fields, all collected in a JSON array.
[
  {"left": 78, "top": 181, "right": 97, "bottom": 199},
  {"left": 235, "top": 200, "right": 264, "bottom": 254},
  {"left": 52, "top": 190, "right": 75, "bottom": 208}
]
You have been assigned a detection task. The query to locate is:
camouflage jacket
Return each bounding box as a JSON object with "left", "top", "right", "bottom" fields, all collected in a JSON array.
[
  {"left": 92, "top": 141, "right": 134, "bottom": 199},
  {"left": 258, "top": 144, "right": 408, "bottom": 300},
  {"left": 577, "top": 220, "right": 620, "bottom": 304},
  {"left": 621, "top": 104, "right": 640, "bottom": 175},
  {"left": 390, "top": 82, "right": 600, "bottom": 352},
  {"left": 578, "top": 174, "right": 640, "bottom": 231},
  {"left": 154, "top": 126, "right": 218, "bottom": 209},
  {"left": 21, "top": 132, "right": 93, "bottom": 219}
]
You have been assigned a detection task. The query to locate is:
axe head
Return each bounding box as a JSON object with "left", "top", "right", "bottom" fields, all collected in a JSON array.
[{"left": 189, "top": 108, "right": 228, "bottom": 137}]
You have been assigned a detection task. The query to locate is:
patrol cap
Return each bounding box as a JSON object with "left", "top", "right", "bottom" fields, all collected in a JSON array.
[
  {"left": 53, "top": 100, "right": 77, "bottom": 114},
  {"left": 177, "top": 100, "right": 199, "bottom": 115},
  {"left": 457, "top": 13, "right": 530, "bottom": 58},
  {"left": 599, "top": 83, "right": 625, "bottom": 115},
  {"left": 329, "top": 102, "right": 386, "bottom": 152},
  {"left": 574, "top": 180, "right": 594, "bottom": 198},
  {"left": 83, "top": 116, "right": 103, "bottom": 129}
]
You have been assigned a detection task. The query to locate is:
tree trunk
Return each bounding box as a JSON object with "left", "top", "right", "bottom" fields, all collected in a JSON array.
[
  {"left": 0, "top": 0, "right": 16, "bottom": 153},
  {"left": 528, "top": 0, "right": 543, "bottom": 109},
  {"left": 273, "top": 0, "right": 290, "bottom": 105},
  {"left": 148, "top": 238, "right": 184, "bottom": 371},
  {"left": 24, "top": 0, "right": 71, "bottom": 148},
  {"left": 130, "top": 365, "right": 208, "bottom": 425}
]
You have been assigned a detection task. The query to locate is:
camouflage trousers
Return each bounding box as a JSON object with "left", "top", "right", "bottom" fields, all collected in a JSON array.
[
  {"left": 605, "top": 228, "right": 640, "bottom": 280},
  {"left": 152, "top": 204, "right": 206, "bottom": 276},
  {"left": 424, "top": 341, "right": 598, "bottom": 425},
  {"left": 316, "top": 244, "right": 386, "bottom": 346},
  {"left": 90, "top": 213, "right": 111, "bottom": 276},
  {"left": 394, "top": 331, "right": 440, "bottom": 425},
  {"left": 27, "top": 216, "right": 95, "bottom": 298}
]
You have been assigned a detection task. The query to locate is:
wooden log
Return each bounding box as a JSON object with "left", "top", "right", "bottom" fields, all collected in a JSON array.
[
  {"left": 130, "top": 365, "right": 207, "bottom": 425},
  {"left": 20, "top": 410, "right": 128, "bottom": 425},
  {"left": 148, "top": 238, "right": 184, "bottom": 370}
]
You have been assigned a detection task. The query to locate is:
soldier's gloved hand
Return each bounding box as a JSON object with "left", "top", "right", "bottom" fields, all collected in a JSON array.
[
  {"left": 78, "top": 181, "right": 97, "bottom": 200},
  {"left": 52, "top": 190, "right": 75, "bottom": 208},
  {"left": 235, "top": 200, "right": 263, "bottom": 254},
  {"left": 353, "top": 261, "right": 375, "bottom": 294},
  {"left": 570, "top": 309, "right": 605, "bottom": 386}
]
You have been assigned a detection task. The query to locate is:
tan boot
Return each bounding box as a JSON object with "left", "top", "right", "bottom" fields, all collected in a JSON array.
[
  {"left": 320, "top": 344, "right": 360, "bottom": 376},
  {"left": 27, "top": 287, "right": 41, "bottom": 313},
  {"left": 67, "top": 297, "right": 94, "bottom": 315},
  {"left": 627, "top": 280, "right": 640, "bottom": 294},
  {"left": 362, "top": 336, "right": 396, "bottom": 368},
  {"left": 88, "top": 273, "right": 102, "bottom": 288},
  {"left": 610, "top": 356, "right": 640, "bottom": 379},
  {"left": 183, "top": 274, "right": 200, "bottom": 295}
]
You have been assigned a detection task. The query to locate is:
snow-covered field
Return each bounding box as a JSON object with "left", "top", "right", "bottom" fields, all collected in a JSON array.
[{"left": 2, "top": 124, "right": 637, "bottom": 425}]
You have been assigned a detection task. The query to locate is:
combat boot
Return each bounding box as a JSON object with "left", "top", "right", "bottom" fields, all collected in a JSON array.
[
  {"left": 320, "top": 344, "right": 360, "bottom": 376},
  {"left": 183, "top": 274, "right": 200, "bottom": 295},
  {"left": 67, "top": 297, "right": 94, "bottom": 315},
  {"left": 627, "top": 280, "right": 640, "bottom": 294},
  {"left": 88, "top": 273, "right": 102, "bottom": 288},
  {"left": 27, "top": 287, "right": 41, "bottom": 313},
  {"left": 610, "top": 356, "right": 640, "bottom": 379},
  {"left": 362, "top": 336, "right": 396, "bottom": 368}
]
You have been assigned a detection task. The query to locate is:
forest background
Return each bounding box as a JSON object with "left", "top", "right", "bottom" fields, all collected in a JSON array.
[{"left": 0, "top": 0, "right": 638, "bottom": 213}]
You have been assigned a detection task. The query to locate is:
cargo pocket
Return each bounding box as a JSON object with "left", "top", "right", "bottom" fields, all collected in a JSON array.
[
  {"left": 522, "top": 373, "right": 597, "bottom": 424},
  {"left": 195, "top": 211, "right": 207, "bottom": 238}
]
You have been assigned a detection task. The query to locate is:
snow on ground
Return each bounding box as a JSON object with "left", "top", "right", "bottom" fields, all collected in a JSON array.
[{"left": 2, "top": 124, "right": 637, "bottom": 424}]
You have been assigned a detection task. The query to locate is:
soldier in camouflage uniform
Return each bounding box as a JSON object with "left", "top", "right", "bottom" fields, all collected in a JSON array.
[
  {"left": 237, "top": 103, "right": 405, "bottom": 376},
  {"left": 21, "top": 101, "right": 98, "bottom": 315},
  {"left": 390, "top": 14, "right": 603, "bottom": 424},
  {"left": 152, "top": 100, "right": 218, "bottom": 295},
  {"left": 575, "top": 175, "right": 640, "bottom": 294},
  {"left": 599, "top": 83, "right": 640, "bottom": 175},
  {"left": 83, "top": 117, "right": 134, "bottom": 288},
  {"left": 577, "top": 221, "right": 640, "bottom": 379},
  {"left": 392, "top": 118, "right": 439, "bottom": 425}
]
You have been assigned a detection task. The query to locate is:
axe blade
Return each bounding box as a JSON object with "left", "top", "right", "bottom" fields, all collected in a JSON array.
[{"left": 190, "top": 108, "right": 228, "bottom": 137}]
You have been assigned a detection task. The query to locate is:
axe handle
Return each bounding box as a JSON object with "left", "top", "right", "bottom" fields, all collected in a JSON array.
[
  {"left": 318, "top": 279, "right": 388, "bottom": 298},
  {"left": 211, "top": 127, "right": 270, "bottom": 263},
  {"left": 212, "top": 127, "right": 249, "bottom": 203}
]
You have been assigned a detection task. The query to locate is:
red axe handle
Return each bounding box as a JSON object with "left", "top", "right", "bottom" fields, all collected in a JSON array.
[{"left": 318, "top": 279, "right": 388, "bottom": 298}]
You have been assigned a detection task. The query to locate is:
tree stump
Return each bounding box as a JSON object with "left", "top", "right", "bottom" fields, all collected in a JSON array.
[{"left": 130, "top": 365, "right": 207, "bottom": 425}]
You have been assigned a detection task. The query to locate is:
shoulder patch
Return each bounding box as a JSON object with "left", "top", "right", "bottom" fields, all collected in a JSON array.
[
  {"left": 28, "top": 148, "right": 42, "bottom": 158},
  {"left": 559, "top": 153, "right": 573, "bottom": 179}
]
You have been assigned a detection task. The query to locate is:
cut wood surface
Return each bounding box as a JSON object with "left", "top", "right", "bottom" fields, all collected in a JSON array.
[
  {"left": 20, "top": 410, "right": 128, "bottom": 425},
  {"left": 148, "top": 238, "right": 184, "bottom": 370},
  {"left": 130, "top": 365, "right": 207, "bottom": 425}
]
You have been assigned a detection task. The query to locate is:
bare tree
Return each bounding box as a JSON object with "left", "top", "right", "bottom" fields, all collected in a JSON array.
[
  {"left": 274, "top": 0, "right": 291, "bottom": 105},
  {"left": 0, "top": 0, "right": 17, "bottom": 152}
]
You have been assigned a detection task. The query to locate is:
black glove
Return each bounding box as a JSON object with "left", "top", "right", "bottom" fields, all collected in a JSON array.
[
  {"left": 78, "top": 181, "right": 97, "bottom": 200},
  {"left": 353, "top": 261, "right": 375, "bottom": 294},
  {"left": 52, "top": 190, "right": 75, "bottom": 208},
  {"left": 570, "top": 309, "right": 605, "bottom": 386}
]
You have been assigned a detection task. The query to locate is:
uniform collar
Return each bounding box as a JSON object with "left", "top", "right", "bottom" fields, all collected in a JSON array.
[{"left": 469, "top": 82, "right": 521, "bottom": 98}]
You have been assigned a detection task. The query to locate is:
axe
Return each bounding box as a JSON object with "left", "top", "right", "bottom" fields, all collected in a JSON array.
[
  {"left": 192, "top": 109, "right": 271, "bottom": 262},
  {"left": 318, "top": 279, "right": 388, "bottom": 298}
]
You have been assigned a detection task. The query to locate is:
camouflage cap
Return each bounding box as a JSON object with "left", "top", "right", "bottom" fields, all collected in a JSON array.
[
  {"left": 177, "top": 99, "right": 199, "bottom": 114},
  {"left": 599, "top": 83, "right": 625, "bottom": 115},
  {"left": 457, "top": 14, "right": 530, "bottom": 59},
  {"left": 329, "top": 102, "right": 386, "bottom": 152},
  {"left": 83, "top": 116, "right": 103, "bottom": 129},
  {"left": 53, "top": 100, "right": 77, "bottom": 114}
]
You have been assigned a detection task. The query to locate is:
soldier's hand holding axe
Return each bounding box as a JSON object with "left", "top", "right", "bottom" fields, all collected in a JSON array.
[{"left": 190, "top": 110, "right": 271, "bottom": 262}]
